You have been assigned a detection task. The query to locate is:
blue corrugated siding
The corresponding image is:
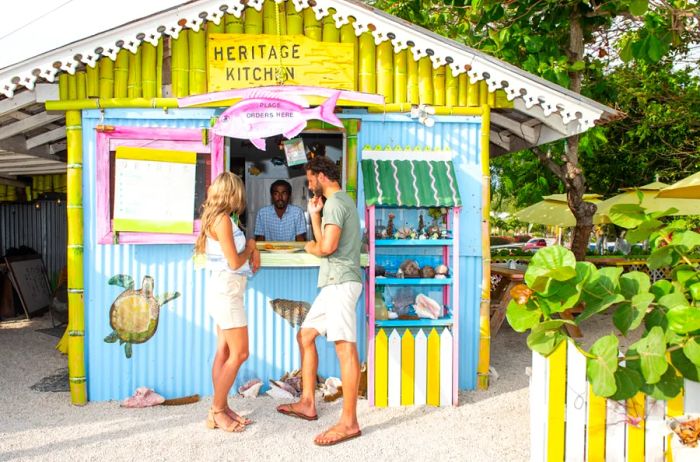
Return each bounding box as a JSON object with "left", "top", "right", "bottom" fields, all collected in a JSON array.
[
  {"left": 353, "top": 114, "right": 483, "bottom": 390},
  {"left": 82, "top": 109, "right": 365, "bottom": 401}
]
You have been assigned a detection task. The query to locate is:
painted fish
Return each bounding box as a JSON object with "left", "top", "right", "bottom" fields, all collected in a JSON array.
[
  {"left": 270, "top": 298, "right": 311, "bottom": 328},
  {"left": 213, "top": 90, "right": 343, "bottom": 150}
]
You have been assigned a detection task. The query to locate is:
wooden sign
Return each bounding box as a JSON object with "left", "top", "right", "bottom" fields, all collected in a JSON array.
[
  {"left": 4, "top": 255, "right": 52, "bottom": 319},
  {"left": 208, "top": 33, "right": 355, "bottom": 92}
]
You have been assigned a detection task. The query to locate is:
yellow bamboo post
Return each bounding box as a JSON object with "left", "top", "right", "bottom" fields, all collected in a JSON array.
[
  {"left": 189, "top": 28, "right": 206, "bottom": 95},
  {"left": 263, "top": 0, "right": 276, "bottom": 34},
  {"left": 477, "top": 103, "right": 491, "bottom": 390},
  {"left": 418, "top": 57, "right": 434, "bottom": 105},
  {"left": 345, "top": 120, "right": 359, "bottom": 201},
  {"left": 303, "top": 9, "right": 322, "bottom": 41},
  {"left": 407, "top": 53, "right": 419, "bottom": 104},
  {"left": 287, "top": 6, "right": 303, "bottom": 35},
  {"left": 458, "top": 73, "right": 468, "bottom": 107},
  {"left": 86, "top": 65, "right": 99, "bottom": 98},
  {"left": 171, "top": 30, "right": 190, "bottom": 98},
  {"left": 114, "top": 50, "right": 129, "bottom": 98},
  {"left": 446, "top": 69, "right": 458, "bottom": 107},
  {"left": 467, "top": 78, "right": 479, "bottom": 107},
  {"left": 322, "top": 10, "right": 339, "bottom": 42},
  {"left": 433, "top": 65, "right": 446, "bottom": 106},
  {"left": 141, "top": 43, "right": 157, "bottom": 98},
  {"left": 393, "top": 49, "right": 407, "bottom": 104},
  {"left": 99, "top": 58, "right": 114, "bottom": 98},
  {"left": 277, "top": 2, "right": 287, "bottom": 35},
  {"left": 340, "top": 23, "right": 358, "bottom": 91},
  {"left": 376, "top": 41, "right": 393, "bottom": 104},
  {"left": 58, "top": 74, "right": 69, "bottom": 100},
  {"left": 67, "top": 75, "right": 78, "bottom": 100},
  {"left": 225, "top": 13, "right": 244, "bottom": 34},
  {"left": 479, "top": 80, "right": 488, "bottom": 106},
  {"left": 66, "top": 110, "right": 87, "bottom": 405},
  {"left": 245, "top": 7, "right": 263, "bottom": 34},
  {"left": 207, "top": 18, "right": 224, "bottom": 34},
  {"left": 127, "top": 49, "right": 142, "bottom": 98},
  {"left": 358, "top": 32, "right": 375, "bottom": 94},
  {"left": 156, "top": 39, "right": 163, "bottom": 98},
  {"left": 76, "top": 71, "right": 87, "bottom": 100}
]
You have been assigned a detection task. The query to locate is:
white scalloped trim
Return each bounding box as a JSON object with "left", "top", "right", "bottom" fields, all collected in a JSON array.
[{"left": 0, "top": 0, "right": 611, "bottom": 129}]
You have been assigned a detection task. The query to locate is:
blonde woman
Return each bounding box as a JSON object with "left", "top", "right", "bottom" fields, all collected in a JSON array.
[{"left": 195, "top": 172, "right": 260, "bottom": 433}]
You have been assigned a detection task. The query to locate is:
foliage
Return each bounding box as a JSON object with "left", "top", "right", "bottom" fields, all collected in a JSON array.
[{"left": 507, "top": 203, "right": 700, "bottom": 399}]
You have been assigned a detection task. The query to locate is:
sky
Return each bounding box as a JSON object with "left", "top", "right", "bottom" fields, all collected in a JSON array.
[{"left": 0, "top": 0, "right": 185, "bottom": 69}]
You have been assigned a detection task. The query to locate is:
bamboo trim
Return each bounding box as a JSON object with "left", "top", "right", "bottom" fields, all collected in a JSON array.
[
  {"left": 207, "top": 18, "right": 224, "bottom": 34},
  {"left": 142, "top": 43, "right": 157, "bottom": 98},
  {"left": 114, "top": 50, "right": 129, "bottom": 98},
  {"left": 45, "top": 98, "right": 179, "bottom": 111},
  {"left": 477, "top": 103, "right": 491, "bottom": 390},
  {"left": 127, "top": 49, "right": 142, "bottom": 98},
  {"left": 467, "top": 77, "right": 479, "bottom": 107},
  {"left": 322, "top": 9, "right": 339, "bottom": 42},
  {"left": 171, "top": 30, "right": 190, "bottom": 97},
  {"left": 445, "top": 69, "right": 458, "bottom": 107},
  {"left": 86, "top": 65, "right": 99, "bottom": 98},
  {"left": 76, "top": 71, "right": 87, "bottom": 100},
  {"left": 458, "top": 73, "right": 468, "bottom": 107},
  {"left": 99, "top": 58, "right": 114, "bottom": 98},
  {"left": 277, "top": 2, "right": 287, "bottom": 35},
  {"left": 367, "top": 104, "right": 483, "bottom": 115},
  {"left": 189, "top": 28, "right": 206, "bottom": 95},
  {"left": 67, "top": 74, "right": 78, "bottom": 100},
  {"left": 340, "top": 22, "right": 358, "bottom": 91},
  {"left": 263, "top": 0, "right": 276, "bottom": 35},
  {"left": 286, "top": 6, "right": 303, "bottom": 35},
  {"left": 433, "top": 65, "right": 446, "bottom": 106},
  {"left": 225, "top": 12, "right": 245, "bottom": 34},
  {"left": 245, "top": 7, "right": 263, "bottom": 34},
  {"left": 393, "top": 49, "right": 407, "bottom": 104},
  {"left": 58, "top": 74, "right": 68, "bottom": 100},
  {"left": 418, "top": 56, "right": 433, "bottom": 105},
  {"left": 376, "top": 41, "right": 393, "bottom": 104},
  {"left": 345, "top": 119, "right": 358, "bottom": 201},
  {"left": 358, "top": 32, "right": 375, "bottom": 94},
  {"left": 407, "top": 52, "right": 419, "bottom": 104},
  {"left": 303, "top": 8, "right": 321, "bottom": 41},
  {"left": 66, "top": 110, "right": 87, "bottom": 405},
  {"left": 156, "top": 39, "right": 163, "bottom": 98}
]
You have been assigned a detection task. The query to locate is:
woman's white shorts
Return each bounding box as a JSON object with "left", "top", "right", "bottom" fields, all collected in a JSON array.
[{"left": 206, "top": 271, "right": 247, "bottom": 329}]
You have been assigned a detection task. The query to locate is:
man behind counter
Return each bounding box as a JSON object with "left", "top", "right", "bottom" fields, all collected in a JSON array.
[{"left": 254, "top": 180, "right": 307, "bottom": 242}]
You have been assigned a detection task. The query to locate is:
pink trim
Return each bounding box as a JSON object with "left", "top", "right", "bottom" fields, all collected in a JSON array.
[
  {"left": 367, "top": 205, "right": 376, "bottom": 407},
  {"left": 96, "top": 127, "right": 222, "bottom": 245},
  {"left": 178, "top": 85, "right": 386, "bottom": 108},
  {"left": 452, "top": 207, "right": 461, "bottom": 406}
]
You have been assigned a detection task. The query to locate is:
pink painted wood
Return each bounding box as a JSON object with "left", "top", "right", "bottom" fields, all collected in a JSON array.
[
  {"left": 367, "top": 205, "right": 376, "bottom": 407},
  {"left": 96, "top": 127, "right": 223, "bottom": 244},
  {"left": 452, "top": 207, "right": 461, "bottom": 405}
]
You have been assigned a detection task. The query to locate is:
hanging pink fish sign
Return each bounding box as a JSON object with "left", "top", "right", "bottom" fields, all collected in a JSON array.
[{"left": 212, "top": 89, "right": 343, "bottom": 150}]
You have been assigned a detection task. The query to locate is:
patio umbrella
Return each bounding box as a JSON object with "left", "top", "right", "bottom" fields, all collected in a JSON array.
[
  {"left": 515, "top": 193, "right": 603, "bottom": 227},
  {"left": 656, "top": 172, "right": 700, "bottom": 199},
  {"left": 595, "top": 181, "right": 700, "bottom": 223}
]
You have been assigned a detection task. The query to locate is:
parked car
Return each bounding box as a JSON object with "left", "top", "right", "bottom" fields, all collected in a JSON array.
[{"left": 523, "top": 238, "right": 547, "bottom": 252}]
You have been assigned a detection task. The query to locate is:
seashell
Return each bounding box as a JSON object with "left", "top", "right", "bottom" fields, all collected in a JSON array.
[
  {"left": 387, "top": 311, "right": 399, "bottom": 319},
  {"left": 420, "top": 265, "right": 436, "bottom": 278},
  {"left": 414, "top": 293, "right": 442, "bottom": 319},
  {"left": 238, "top": 379, "right": 263, "bottom": 398},
  {"left": 435, "top": 264, "right": 449, "bottom": 276},
  {"left": 399, "top": 259, "right": 420, "bottom": 278},
  {"left": 266, "top": 380, "right": 295, "bottom": 400},
  {"left": 270, "top": 299, "right": 311, "bottom": 328},
  {"left": 375, "top": 265, "right": 386, "bottom": 277}
]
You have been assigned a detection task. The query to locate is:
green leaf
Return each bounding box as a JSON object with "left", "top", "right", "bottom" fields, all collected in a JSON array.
[
  {"left": 650, "top": 279, "right": 674, "bottom": 300},
  {"left": 629, "top": 327, "right": 668, "bottom": 384},
  {"left": 620, "top": 271, "right": 651, "bottom": 299},
  {"left": 646, "top": 34, "right": 668, "bottom": 63},
  {"left": 670, "top": 349, "right": 700, "bottom": 381},
  {"left": 626, "top": 218, "right": 663, "bottom": 243},
  {"left": 609, "top": 366, "right": 643, "bottom": 401},
  {"left": 647, "top": 246, "right": 674, "bottom": 270},
  {"left": 671, "top": 230, "right": 700, "bottom": 252},
  {"left": 506, "top": 299, "right": 542, "bottom": 332},
  {"left": 104, "top": 331, "right": 119, "bottom": 343},
  {"left": 524, "top": 246, "right": 577, "bottom": 292},
  {"left": 570, "top": 60, "right": 585, "bottom": 71},
  {"left": 609, "top": 203, "right": 647, "bottom": 228},
  {"left": 640, "top": 367, "right": 683, "bottom": 400},
  {"left": 690, "top": 283, "right": 700, "bottom": 301},
  {"left": 613, "top": 293, "right": 654, "bottom": 335},
  {"left": 645, "top": 307, "right": 668, "bottom": 331},
  {"left": 683, "top": 337, "right": 700, "bottom": 366},
  {"left": 527, "top": 320, "right": 567, "bottom": 356},
  {"left": 667, "top": 305, "right": 700, "bottom": 333},
  {"left": 673, "top": 265, "right": 700, "bottom": 288},
  {"left": 578, "top": 267, "right": 625, "bottom": 322},
  {"left": 620, "top": 39, "right": 633, "bottom": 63},
  {"left": 587, "top": 334, "right": 619, "bottom": 397},
  {"left": 629, "top": 0, "right": 648, "bottom": 16}
]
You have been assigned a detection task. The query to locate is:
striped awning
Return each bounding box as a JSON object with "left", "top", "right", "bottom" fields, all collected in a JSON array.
[{"left": 361, "top": 151, "right": 461, "bottom": 207}]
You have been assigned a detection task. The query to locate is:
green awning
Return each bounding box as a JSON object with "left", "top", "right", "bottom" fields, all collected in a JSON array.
[{"left": 361, "top": 158, "right": 462, "bottom": 207}]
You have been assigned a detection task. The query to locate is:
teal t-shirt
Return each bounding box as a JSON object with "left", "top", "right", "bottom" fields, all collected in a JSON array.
[{"left": 317, "top": 191, "right": 362, "bottom": 288}]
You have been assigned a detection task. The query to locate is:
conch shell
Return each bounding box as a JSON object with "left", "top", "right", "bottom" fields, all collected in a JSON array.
[
  {"left": 238, "top": 379, "right": 262, "bottom": 398},
  {"left": 414, "top": 294, "right": 442, "bottom": 319},
  {"left": 435, "top": 264, "right": 449, "bottom": 278}
]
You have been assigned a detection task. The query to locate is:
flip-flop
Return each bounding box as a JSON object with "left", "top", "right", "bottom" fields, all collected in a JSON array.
[
  {"left": 276, "top": 404, "right": 318, "bottom": 421},
  {"left": 314, "top": 429, "right": 362, "bottom": 447}
]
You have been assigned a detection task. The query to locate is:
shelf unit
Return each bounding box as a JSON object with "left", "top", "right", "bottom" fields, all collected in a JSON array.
[{"left": 366, "top": 205, "right": 460, "bottom": 407}]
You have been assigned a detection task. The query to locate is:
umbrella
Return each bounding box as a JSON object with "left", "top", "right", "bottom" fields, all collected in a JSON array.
[
  {"left": 595, "top": 181, "right": 700, "bottom": 222},
  {"left": 656, "top": 172, "right": 700, "bottom": 199},
  {"left": 515, "top": 193, "right": 603, "bottom": 227}
]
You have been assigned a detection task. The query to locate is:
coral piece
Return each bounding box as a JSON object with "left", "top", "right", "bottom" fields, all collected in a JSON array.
[
  {"left": 392, "top": 287, "right": 415, "bottom": 308},
  {"left": 435, "top": 264, "right": 449, "bottom": 279},
  {"left": 420, "top": 265, "right": 436, "bottom": 278},
  {"left": 386, "top": 213, "right": 395, "bottom": 237},
  {"left": 414, "top": 294, "right": 442, "bottom": 319},
  {"left": 238, "top": 379, "right": 263, "bottom": 398},
  {"left": 121, "top": 387, "right": 165, "bottom": 408},
  {"left": 399, "top": 259, "right": 420, "bottom": 278}
]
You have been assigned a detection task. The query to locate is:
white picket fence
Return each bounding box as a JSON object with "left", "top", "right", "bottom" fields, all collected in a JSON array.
[{"left": 530, "top": 340, "right": 700, "bottom": 461}]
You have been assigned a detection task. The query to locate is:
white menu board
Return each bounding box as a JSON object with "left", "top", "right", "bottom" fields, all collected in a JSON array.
[{"left": 113, "top": 146, "right": 196, "bottom": 234}]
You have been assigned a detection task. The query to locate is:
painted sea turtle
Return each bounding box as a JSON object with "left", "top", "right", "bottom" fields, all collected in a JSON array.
[{"left": 104, "top": 274, "right": 180, "bottom": 358}]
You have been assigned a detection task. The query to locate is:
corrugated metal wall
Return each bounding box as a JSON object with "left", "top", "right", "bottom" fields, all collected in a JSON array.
[
  {"left": 0, "top": 200, "right": 67, "bottom": 282},
  {"left": 83, "top": 109, "right": 366, "bottom": 401},
  {"left": 352, "top": 114, "right": 483, "bottom": 390}
]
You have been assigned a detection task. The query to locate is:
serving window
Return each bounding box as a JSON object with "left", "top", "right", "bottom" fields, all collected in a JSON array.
[{"left": 96, "top": 126, "right": 223, "bottom": 244}]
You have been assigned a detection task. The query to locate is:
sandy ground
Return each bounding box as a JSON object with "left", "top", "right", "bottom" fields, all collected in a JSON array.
[{"left": 0, "top": 314, "right": 533, "bottom": 462}]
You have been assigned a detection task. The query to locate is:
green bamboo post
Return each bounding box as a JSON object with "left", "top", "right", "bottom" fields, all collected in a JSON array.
[
  {"left": 171, "top": 30, "right": 190, "bottom": 98},
  {"left": 189, "top": 28, "right": 206, "bottom": 95},
  {"left": 340, "top": 22, "right": 358, "bottom": 91},
  {"left": 418, "top": 56, "right": 433, "bottom": 105},
  {"left": 376, "top": 41, "right": 394, "bottom": 104},
  {"left": 208, "top": 18, "right": 224, "bottom": 34},
  {"left": 114, "top": 50, "right": 129, "bottom": 98},
  {"left": 479, "top": 80, "right": 489, "bottom": 106},
  {"left": 467, "top": 77, "right": 479, "bottom": 107},
  {"left": 225, "top": 13, "right": 245, "bottom": 33},
  {"left": 458, "top": 73, "right": 468, "bottom": 106},
  {"left": 488, "top": 86, "right": 497, "bottom": 107},
  {"left": 127, "top": 49, "right": 142, "bottom": 98},
  {"left": 358, "top": 32, "right": 375, "bottom": 94},
  {"left": 156, "top": 39, "right": 163, "bottom": 98},
  {"left": 263, "top": 0, "right": 275, "bottom": 34},
  {"left": 59, "top": 74, "right": 69, "bottom": 100},
  {"left": 245, "top": 7, "right": 263, "bottom": 34},
  {"left": 142, "top": 43, "right": 157, "bottom": 98},
  {"left": 322, "top": 10, "right": 339, "bottom": 42},
  {"left": 66, "top": 110, "right": 87, "bottom": 405},
  {"left": 86, "top": 65, "right": 99, "bottom": 97},
  {"left": 99, "top": 58, "right": 114, "bottom": 98},
  {"left": 303, "top": 9, "right": 322, "bottom": 41},
  {"left": 287, "top": 5, "right": 303, "bottom": 35},
  {"left": 446, "top": 68, "right": 458, "bottom": 107},
  {"left": 277, "top": 2, "right": 287, "bottom": 35},
  {"left": 407, "top": 53, "right": 419, "bottom": 104},
  {"left": 67, "top": 74, "right": 78, "bottom": 100},
  {"left": 433, "top": 65, "right": 446, "bottom": 106},
  {"left": 345, "top": 119, "right": 359, "bottom": 202},
  {"left": 76, "top": 71, "right": 87, "bottom": 100},
  {"left": 393, "top": 49, "right": 407, "bottom": 104}
]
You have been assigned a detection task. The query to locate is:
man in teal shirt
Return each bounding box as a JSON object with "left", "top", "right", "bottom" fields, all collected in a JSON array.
[{"left": 276, "top": 156, "right": 363, "bottom": 447}]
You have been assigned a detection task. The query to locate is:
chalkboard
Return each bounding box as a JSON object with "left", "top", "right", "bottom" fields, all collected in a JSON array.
[{"left": 4, "top": 256, "right": 52, "bottom": 319}]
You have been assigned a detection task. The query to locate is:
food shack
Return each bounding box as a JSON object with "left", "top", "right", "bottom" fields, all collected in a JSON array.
[{"left": 0, "top": 0, "right": 618, "bottom": 404}]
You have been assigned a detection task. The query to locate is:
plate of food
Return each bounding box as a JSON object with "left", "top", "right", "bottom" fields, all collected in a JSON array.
[{"left": 260, "top": 243, "right": 303, "bottom": 253}]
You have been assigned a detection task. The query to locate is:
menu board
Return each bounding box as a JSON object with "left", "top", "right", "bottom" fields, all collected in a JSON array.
[{"left": 113, "top": 146, "right": 196, "bottom": 234}]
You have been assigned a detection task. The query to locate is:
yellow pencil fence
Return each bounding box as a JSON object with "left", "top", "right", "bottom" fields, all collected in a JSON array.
[{"left": 531, "top": 340, "right": 700, "bottom": 461}]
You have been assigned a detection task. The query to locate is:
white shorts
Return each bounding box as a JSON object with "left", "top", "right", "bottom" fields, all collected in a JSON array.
[
  {"left": 301, "top": 281, "right": 363, "bottom": 342},
  {"left": 206, "top": 271, "right": 247, "bottom": 329}
]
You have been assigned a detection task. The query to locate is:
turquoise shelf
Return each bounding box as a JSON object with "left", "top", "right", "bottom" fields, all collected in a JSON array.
[
  {"left": 374, "top": 239, "right": 453, "bottom": 247},
  {"left": 375, "top": 315, "right": 454, "bottom": 328},
  {"left": 374, "top": 277, "right": 452, "bottom": 285}
]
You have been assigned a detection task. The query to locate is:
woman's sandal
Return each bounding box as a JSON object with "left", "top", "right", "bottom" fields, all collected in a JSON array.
[
  {"left": 206, "top": 408, "right": 245, "bottom": 432},
  {"left": 225, "top": 407, "right": 253, "bottom": 426}
]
